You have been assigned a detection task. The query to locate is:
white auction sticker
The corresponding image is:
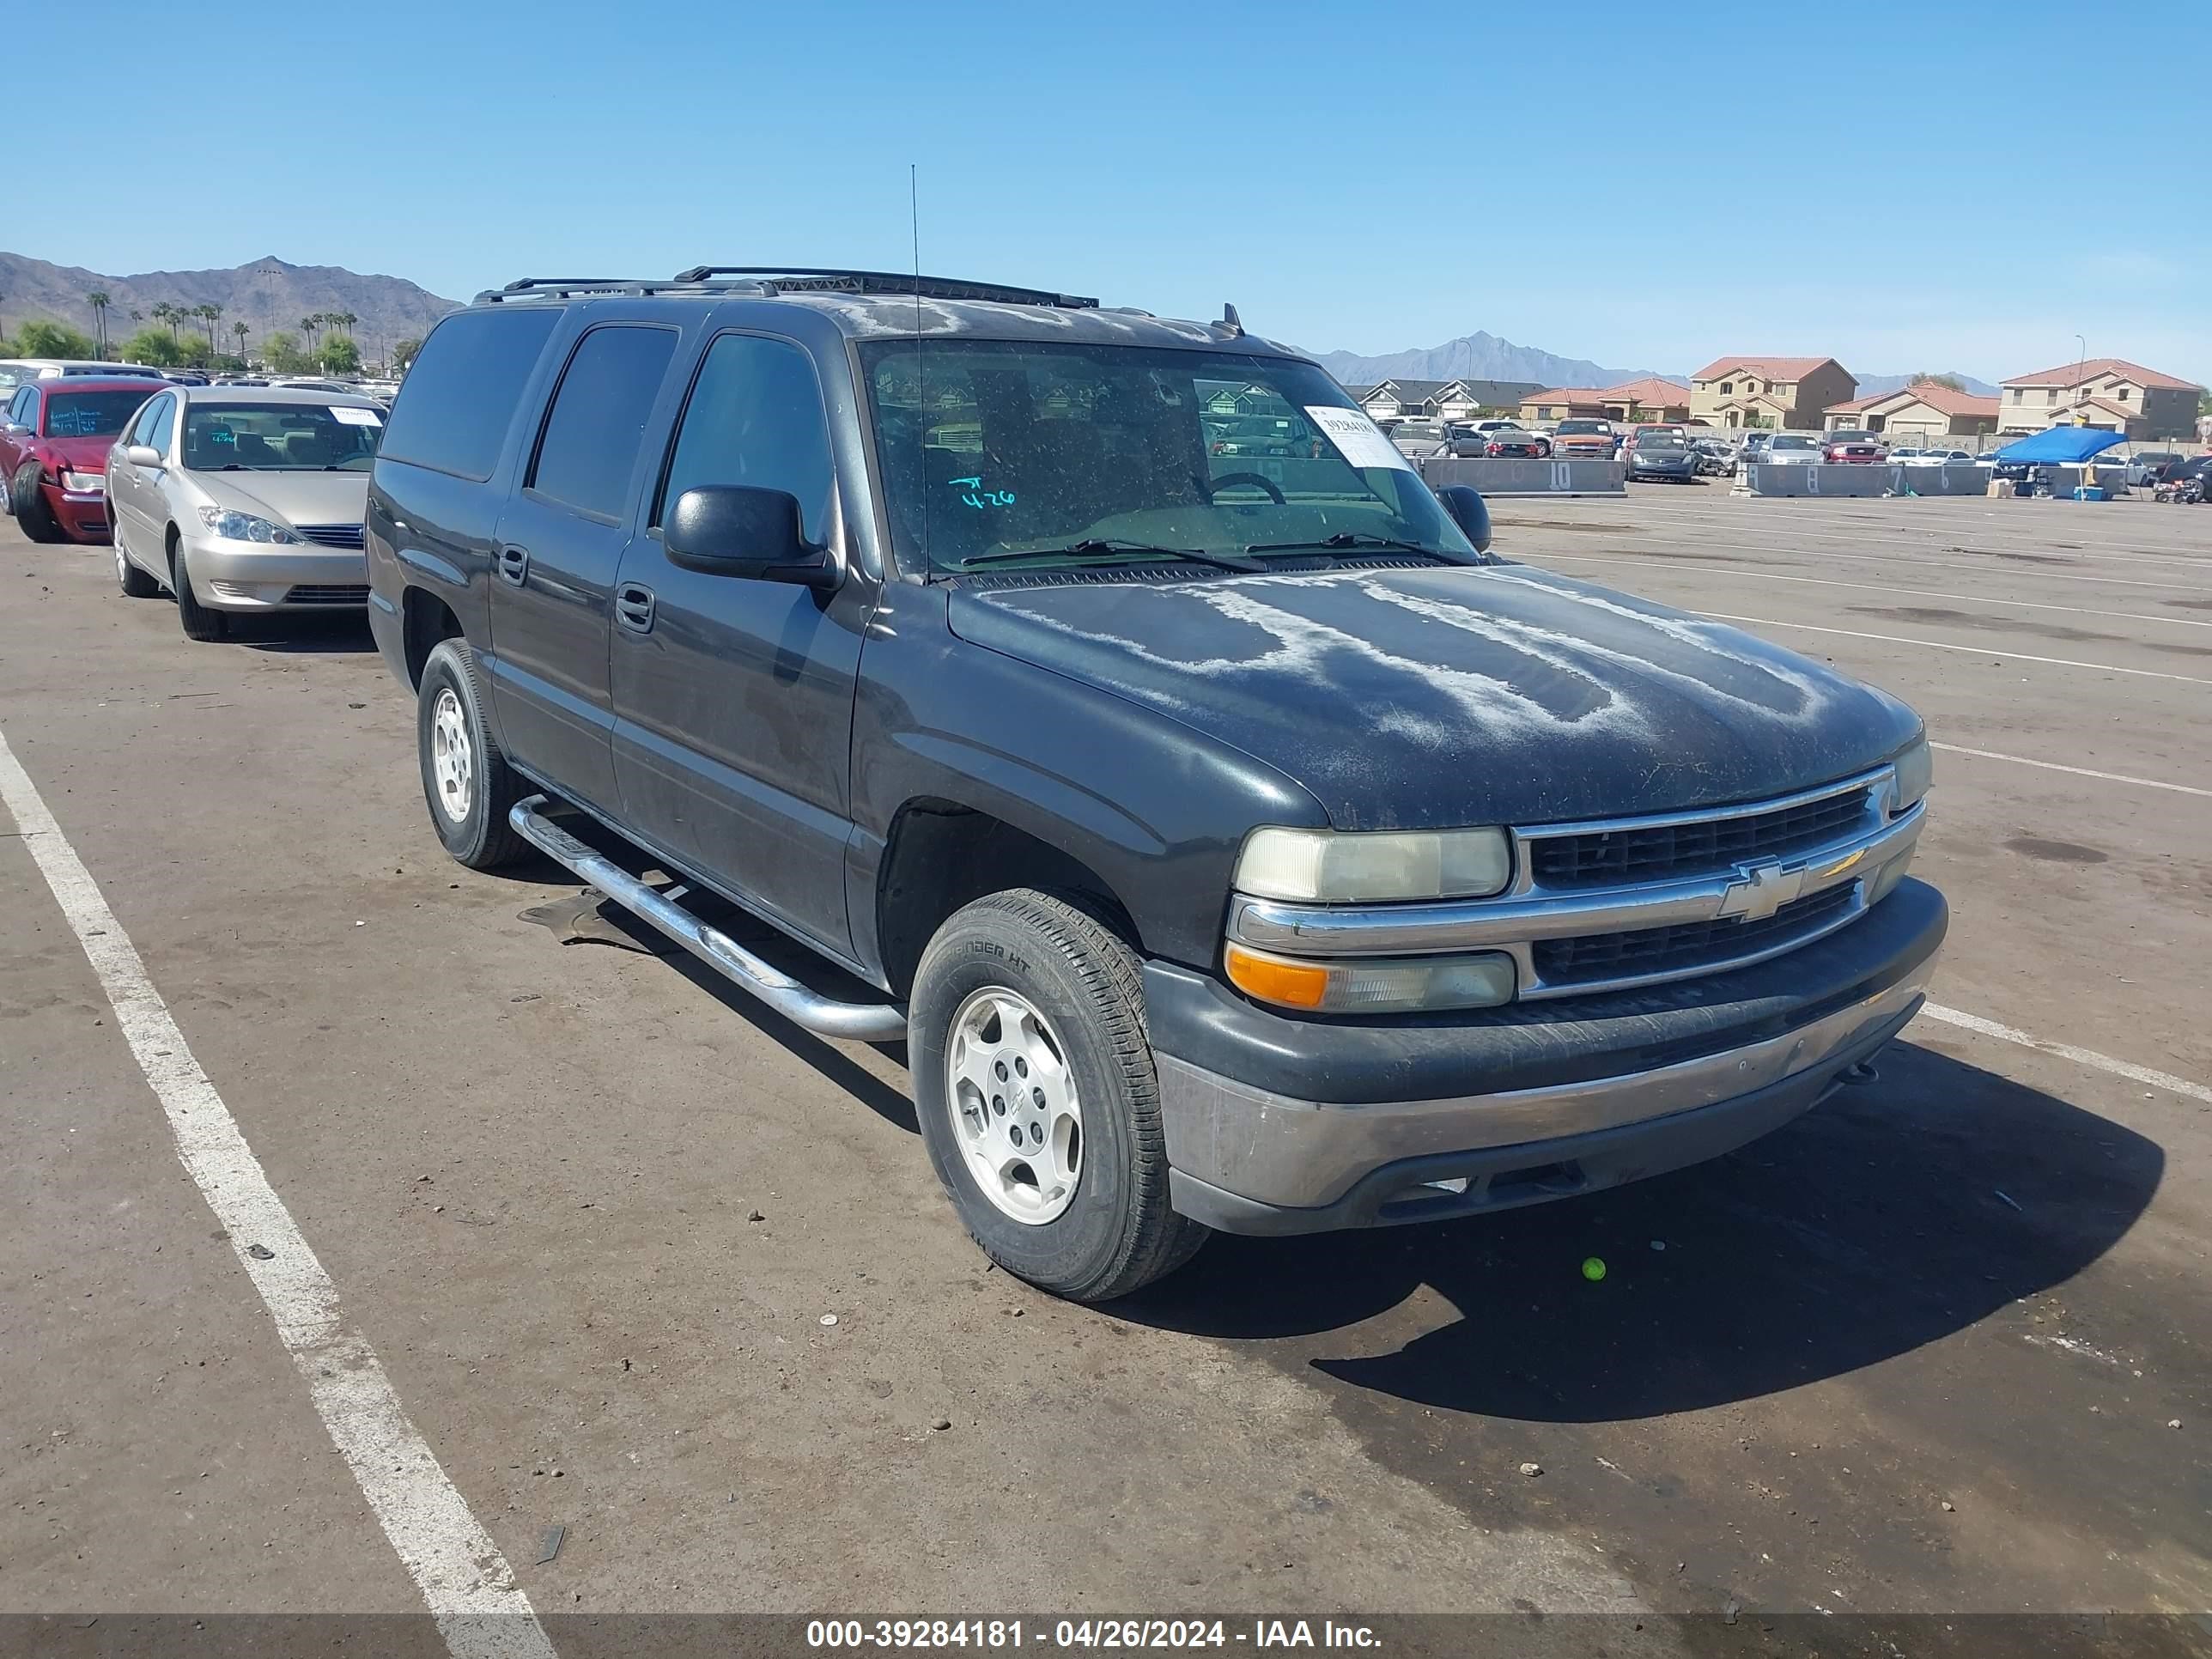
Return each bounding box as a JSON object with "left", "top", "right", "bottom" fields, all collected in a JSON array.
[
  {"left": 1304, "top": 405, "right": 1413, "bottom": 471},
  {"left": 329, "top": 404, "right": 382, "bottom": 426}
]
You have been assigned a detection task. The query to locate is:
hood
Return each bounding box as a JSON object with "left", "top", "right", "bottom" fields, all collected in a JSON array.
[
  {"left": 949, "top": 563, "right": 1920, "bottom": 831},
  {"left": 196, "top": 470, "right": 370, "bottom": 527},
  {"left": 46, "top": 434, "right": 118, "bottom": 471}
]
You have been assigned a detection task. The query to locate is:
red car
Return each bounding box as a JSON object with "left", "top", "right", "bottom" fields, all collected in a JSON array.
[
  {"left": 1, "top": 376, "right": 156, "bottom": 543},
  {"left": 1823, "top": 428, "right": 1887, "bottom": 464}
]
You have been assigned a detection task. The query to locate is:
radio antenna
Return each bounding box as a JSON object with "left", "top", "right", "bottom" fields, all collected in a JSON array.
[{"left": 911, "top": 162, "right": 928, "bottom": 575}]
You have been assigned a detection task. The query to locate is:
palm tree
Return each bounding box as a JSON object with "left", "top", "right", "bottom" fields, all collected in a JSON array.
[
  {"left": 301, "top": 314, "right": 321, "bottom": 355},
  {"left": 233, "top": 320, "right": 250, "bottom": 359},
  {"left": 205, "top": 301, "right": 224, "bottom": 351},
  {"left": 128, "top": 309, "right": 143, "bottom": 327},
  {"left": 152, "top": 302, "right": 180, "bottom": 343},
  {"left": 336, "top": 311, "right": 358, "bottom": 338},
  {"left": 86, "top": 289, "right": 111, "bottom": 355}
]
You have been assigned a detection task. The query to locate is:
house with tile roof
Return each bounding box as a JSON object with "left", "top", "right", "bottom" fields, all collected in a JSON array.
[
  {"left": 1688, "top": 356, "right": 1856, "bottom": 431},
  {"left": 1519, "top": 378, "right": 1693, "bottom": 425},
  {"left": 1823, "top": 380, "right": 2000, "bottom": 438},
  {"left": 1996, "top": 358, "right": 2203, "bottom": 440}
]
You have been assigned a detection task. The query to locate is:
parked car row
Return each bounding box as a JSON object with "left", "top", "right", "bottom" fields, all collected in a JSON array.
[{"left": 2, "top": 371, "right": 383, "bottom": 639}]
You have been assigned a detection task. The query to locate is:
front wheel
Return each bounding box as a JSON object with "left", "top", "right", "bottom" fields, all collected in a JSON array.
[
  {"left": 173, "top": 548, "right": 229, "bottom": 640},
  {"left": 12, "top": 465, "right": 64, "bottom": 544},
  {"left": 416, "top": 638, "right": 529, "bottom": 870},
  {"left": 909, "top": 890, "right": 1208, "bottom": 1303}
]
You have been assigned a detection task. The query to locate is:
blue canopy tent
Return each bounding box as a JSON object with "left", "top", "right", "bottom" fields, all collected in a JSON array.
[{"left": 1989, "top": 427, "right": 2128, "bottom": 464}]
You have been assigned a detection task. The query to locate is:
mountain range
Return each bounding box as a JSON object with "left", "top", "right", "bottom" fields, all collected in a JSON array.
[
  {"left": 0, "top": 251, "right": 465, "bottom": 355},
  {"left": 1306, "top": 331, "right": 1661, "bottom": 392}
]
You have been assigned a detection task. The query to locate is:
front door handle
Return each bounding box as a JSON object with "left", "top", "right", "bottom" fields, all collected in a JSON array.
[
  {"left": 615, "top": 581, "right": 656, "bottom": 635},
  {"left": 497, "top": 544, "right": 529, "bottom": 586}
]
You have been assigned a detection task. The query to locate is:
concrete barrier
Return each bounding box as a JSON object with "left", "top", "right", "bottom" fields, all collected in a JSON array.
[
  {"left": 1421, "top": 457, "right": 1625, "bottom": 495},
  {"left": 1889, "top": 464, "right": 1989, "bottom": 496},
  {"left": 1742, "top": 464, "right": 1890, "bottom": 497}
]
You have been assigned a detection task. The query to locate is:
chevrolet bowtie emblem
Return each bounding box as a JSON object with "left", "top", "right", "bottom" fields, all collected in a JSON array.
[{"left": 1717, "top": 858, "right": 1807, "bottom": 922}]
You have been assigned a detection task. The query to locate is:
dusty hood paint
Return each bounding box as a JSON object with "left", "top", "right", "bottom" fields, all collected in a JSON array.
[
  {"left": 194, "top": 469, "right": 370, "bottom": 529},
  {"left": 949, "top": 563, "right": 1921, "bottom": 830}
]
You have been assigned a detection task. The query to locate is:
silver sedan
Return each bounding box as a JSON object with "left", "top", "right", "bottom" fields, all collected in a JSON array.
[{"left": 106, "top": 386, "right": 382, "bottom": 641}]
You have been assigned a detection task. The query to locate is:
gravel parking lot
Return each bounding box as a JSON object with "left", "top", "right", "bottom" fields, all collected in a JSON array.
[{"left": 3, "top": 488, "right": 2208, "bottom": 1648}]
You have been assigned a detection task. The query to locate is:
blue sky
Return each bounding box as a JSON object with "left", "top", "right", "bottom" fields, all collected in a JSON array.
[{"left": 42, "top": 1, "right": 2211, "bottom": 383}]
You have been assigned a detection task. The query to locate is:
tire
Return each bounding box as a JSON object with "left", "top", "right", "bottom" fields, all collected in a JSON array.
[
  {"left": 171, "top": 544, "right": 229, "bottom": 641},
  {"left": 416, "top": 637, "right": 530, "bottom": 871},
  {"left": 12, "top": 465, "right": 64, "bottom": 544},
  {"left": 115, "top": 538, "right": 159, "bottom": 598},
  {"left": 909, "top": 890, "right": 1208, "bottom": 1303}
]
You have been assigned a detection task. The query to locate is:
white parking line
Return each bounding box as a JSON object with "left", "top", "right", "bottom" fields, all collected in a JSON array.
[
  {"left": 1695, "top": 612, "right": 2212, "bottom": 685},
  {"left": 1922, "top": 1005, "right": 2212, "bottom": 1106},
  {"left": 0, "top": 727, "right": 556, "bottom": 1659},
  {"left": 1929, "top": 742, "right": 2212, "bottom": 799},
  {"left": 1535, "top": 553, "right": 2212, "bottom": 629}
]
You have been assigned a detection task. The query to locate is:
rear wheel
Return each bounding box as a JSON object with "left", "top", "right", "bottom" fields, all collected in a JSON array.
[
  {"left": 12, "top": 465, "right": 63, "bottom": 544},
  {"left": 115, "top": 540, "right": 159, "bottom": 598},
  {"left": 909, "top": 890, "right": 1208, "bottom": 1303},
  {"left": 416, "top": 638, "right": 528, "bottom": 871},
  {"left": 171, "top": 544, "right": 228, "bottom": 641}
]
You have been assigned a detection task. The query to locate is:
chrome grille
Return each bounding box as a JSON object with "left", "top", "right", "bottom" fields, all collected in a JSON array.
[
  {"left": 283, "top": 584, "right": 369, "bottom": 605},
  {"left": 1528, "top": 785, "right": 1874, "bottom": 888},
  {"left": 293, "top": 523, "right": 365, "bottom": 549},
  {"left": 1532, "top": 883, "right": 1858, "bottom": 988}
]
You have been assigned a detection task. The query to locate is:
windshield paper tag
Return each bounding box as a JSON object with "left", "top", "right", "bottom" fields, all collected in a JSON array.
[
  {"left": 1305, "top": 405, "right": 1413, "bottom": 472},
  {"left": 329, "top": 404, "right": 382, "bottom": 426}
]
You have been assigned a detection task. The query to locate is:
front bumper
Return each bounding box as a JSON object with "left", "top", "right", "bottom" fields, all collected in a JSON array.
[
  {"left": 44, "top": 483, "right": 111, "bottom": 543},
  {"left": 1147, "top": 878, "right": 1946, "bottom": 1234},
  {"left": 179, "top": 536, "right": 369, "bottom": 609}
]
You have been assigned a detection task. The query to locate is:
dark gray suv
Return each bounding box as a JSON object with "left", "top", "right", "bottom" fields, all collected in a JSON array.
[{"left": 367, "top": 267, "right": 1944, "bottom": 1302}]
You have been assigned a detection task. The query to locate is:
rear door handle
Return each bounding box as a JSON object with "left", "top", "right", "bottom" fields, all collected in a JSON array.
[
  {"left": 497, "top": 544, "right": 529, "bottom": 586},
  {"left": 615, "top": 581, "right": 656, "bottom": 635}
]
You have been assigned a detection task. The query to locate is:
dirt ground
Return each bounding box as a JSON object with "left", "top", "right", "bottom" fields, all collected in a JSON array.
[{"left": 3, "top": 488, "right": 2208, "bottom": 1649}]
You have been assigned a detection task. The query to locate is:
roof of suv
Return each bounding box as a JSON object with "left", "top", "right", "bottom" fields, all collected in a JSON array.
[{"left": 469, "top": 268, "right": 1306, "bottom": 358}]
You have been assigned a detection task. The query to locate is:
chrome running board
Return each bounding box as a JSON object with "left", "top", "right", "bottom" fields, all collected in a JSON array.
[{"left": 507, "top": 796, "right": 908, "bottom": 1043}]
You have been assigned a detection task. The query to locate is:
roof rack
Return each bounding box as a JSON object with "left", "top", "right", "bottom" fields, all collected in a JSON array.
[
  {"left": 672, "top": 267, "right": 1098, "bottom": 309},
  {"left": 476, "top": 268, "right": 1099, "bottom": 310}
]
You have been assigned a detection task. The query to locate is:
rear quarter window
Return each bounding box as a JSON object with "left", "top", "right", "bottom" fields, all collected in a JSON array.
[{"left": 379, "top": 307, "right": 562, "bottom": 482}]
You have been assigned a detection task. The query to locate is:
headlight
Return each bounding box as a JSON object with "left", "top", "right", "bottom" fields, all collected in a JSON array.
[
  {"left": 1892, "top": 738, "right": 1932, "bottom": 813},
  {"left": 1224, "top": 944, "right": 1516, "bottom": 1013},
  {"left": 197, "top": 507, "right": 303, "bottom": 544},
  {"left": 1237, "top": 826, "right": 1512, "bottom": 903},
  {"left": 62, "top": 471, "right": 104, "bottom": 491}
]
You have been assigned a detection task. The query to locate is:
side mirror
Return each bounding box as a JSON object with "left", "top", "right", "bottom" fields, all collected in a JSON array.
[
  {"left": 2, "top": 422, "right": 28, "bottom": 438},
  {"left": 1436, "top": 483, "right": 1492, "bottom": 554},
  {"left": 124, "top": 444, "right": 162, "bottom": 468},
  {"left": 664, "top": 485, "right": 836, "bottom": 589}
]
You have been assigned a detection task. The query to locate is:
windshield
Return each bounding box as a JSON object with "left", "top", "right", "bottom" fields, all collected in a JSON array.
[
  {"left": 182, "top": 402, "right": 383, "bottom": 471},
  {"left": 1771, "top": 435, "right": 1817, "bottom": 450},
  {"left": 1555, "top": 420, "right": 1609, "bottom": 434},
  {"left": 44, "top": 390, "right": 151, "bottom": 438},
  {"left": 860, "top": 341, "right": 1474, "bottom": 575}
]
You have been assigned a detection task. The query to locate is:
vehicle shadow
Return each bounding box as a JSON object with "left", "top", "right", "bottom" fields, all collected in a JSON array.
[
  {"left": 1112, "top": 1040, "right": 2162, "bottom": 1422},
  {"left": 507, "top": 854, "right": 920, "bottom": 1136},
  {"left": 234, "top": 612, "right": 378, "bottom": 653}
]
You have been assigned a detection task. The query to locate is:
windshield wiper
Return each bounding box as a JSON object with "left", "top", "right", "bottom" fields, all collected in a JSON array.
[
  {"left": 1244, "top": 532, "right": 1467, "bottom": 562},
  {"left": 953, "top": 538, "right": 1264, "bottom": 574}
]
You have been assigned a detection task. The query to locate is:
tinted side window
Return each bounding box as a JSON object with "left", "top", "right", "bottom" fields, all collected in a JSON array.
[
  {"left": 379, "top": 307, "right": 562, "bottom": 482},
  {"left": 656, "top": 334, "right": 836, "bottom": 541},
  {"left": 7, "top": 388, "right": 32, "bottom": 426},
  {"left": 527, "top": 325, "right": 679, "bottom": 521},
  {"left": 144, "top": 395, "right": 176, "bottom": 454}
]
